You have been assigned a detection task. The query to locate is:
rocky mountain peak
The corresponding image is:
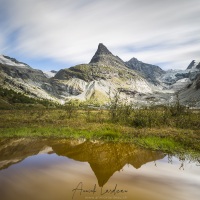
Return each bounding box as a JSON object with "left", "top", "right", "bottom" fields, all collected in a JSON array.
[
  {"left": 127, "top": 57, "right": 140, "bottom": 65},
  {"left": 126, "top": 57, "right": 165, "bottom": 85},
  {"left": 129, "top": 57, "right": 139, "bottom": 61},
  {"left": 89, "top": 43, "right": 126, "bottom": 68},
  {"left": 89, "top": 43, "right": 112, "bottom": 64},
  {"left": 187, "top": 60, "right": 195, "bottom": 70},
  {"left": 187, "top": 60, "right": 200, "bottom": 70},
  {"left": 96, "top": 43, "right": 112, "bottom": 55}
]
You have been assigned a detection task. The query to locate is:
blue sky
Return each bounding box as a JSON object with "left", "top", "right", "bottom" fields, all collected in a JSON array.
[{"left": 0, "top": 0, "right": 200, "bottom": 71}]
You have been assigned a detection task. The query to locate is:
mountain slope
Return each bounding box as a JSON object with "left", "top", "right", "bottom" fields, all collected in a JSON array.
[
  {"left": 179, "top": 73, "right": 200, "bottom": 107},
  {"left": 126, "top": 57, "right": 165, "bottom": 85},
  {"left": 0, "top": 55, "right": 57, "bottom": 101}
]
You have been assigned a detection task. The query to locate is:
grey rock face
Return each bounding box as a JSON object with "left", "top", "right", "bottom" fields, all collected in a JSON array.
[
  {"left": 189, "top": 73, "right": 200, "bottom": 90},
  {"left": 0, "top": 60, "right": 58, "bottom": 100},
  {"left": 195, "top": 74, "right": 200, "bottom": 89},
  {"left": 126, "top": 57, "right": 165, "bottom": 85},
  {"left": 178, "top": 73, "right": 200, "bottom": 107},
  {"left": 196, "top": 62, "right": 200, "bottom": 69},
  {"left": 90, "top": 43, "right": 127, "bottom": 68},
  {"left": 91, "top": 43, "right": 112, "bottom": 57},
  {"left": 0, "top": 63, "right": 47, "bottom": 83},
  {"left": 187, "top": 60, "right": 200, "bottom": 70},
  {"left": 187, "top": 60, "right": 195, "bottom": 69}
]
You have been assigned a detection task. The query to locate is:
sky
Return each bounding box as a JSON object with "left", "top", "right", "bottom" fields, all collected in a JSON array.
[{"left": 0, "top": 0, "right": 200, "bottom": 71}]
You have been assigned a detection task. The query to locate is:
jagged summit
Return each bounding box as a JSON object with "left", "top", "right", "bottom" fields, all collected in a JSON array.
[
  {"left": 127, "top": 57, "right": 139, "bottom": 65},
  {"left": 90, "top": 43, "right": 113, "bottom": 64},
  {"left": 89, "top": 43, "right": 126, "bottom": 68},
  {"left": 187, "top": 60, "right": 200, "bottom": 70},
  {"left": 94, "top": 43, "right": 112, "bottom": 56},
  {"left": 187, "top": 60, "right": 195, "bottom": 70}
]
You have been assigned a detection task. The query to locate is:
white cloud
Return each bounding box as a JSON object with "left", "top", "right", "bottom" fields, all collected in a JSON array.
[{"left": 0, "top": 0, "right": 200, "bottom": 70}]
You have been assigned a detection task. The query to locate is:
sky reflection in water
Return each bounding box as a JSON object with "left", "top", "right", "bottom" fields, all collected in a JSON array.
[{"left": 0, "top": 138, "right": 199, "bottom": 200}]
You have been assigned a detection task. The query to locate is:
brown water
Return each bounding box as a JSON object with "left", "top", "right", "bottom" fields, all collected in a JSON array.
[{"left": 0, "top": 138, "right": 199, "bottom": 200}]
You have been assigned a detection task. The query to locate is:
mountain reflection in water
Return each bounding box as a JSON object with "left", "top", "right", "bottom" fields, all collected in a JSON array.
[
  {"left": 50, "top": 139, "right": 165, "bottom": 186},
  {"left": 0, "top": 138, "right": 199, "bottom": 200},
  {"left": 0, "top": 138, "right": 164, "bottom": 186}
]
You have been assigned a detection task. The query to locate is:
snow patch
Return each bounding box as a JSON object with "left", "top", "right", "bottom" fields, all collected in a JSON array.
[
  {"left": 0, "top": 55, "right": 29, "bottom": 68},
  {"left": 43, "top": 71, "right": 56, "bottom": 78}
]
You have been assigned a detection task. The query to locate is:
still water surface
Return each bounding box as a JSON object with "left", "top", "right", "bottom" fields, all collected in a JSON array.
[{"left": 0, "top": 138, "right": 199, "bottom": 200}]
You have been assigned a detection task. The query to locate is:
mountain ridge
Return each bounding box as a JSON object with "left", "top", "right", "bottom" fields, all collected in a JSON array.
[
  {"left": 0, "top": 44, "right": 200, "bottom": 107},
  {"left": 126, "top": 57, "right": 165, "bottom": 85}
]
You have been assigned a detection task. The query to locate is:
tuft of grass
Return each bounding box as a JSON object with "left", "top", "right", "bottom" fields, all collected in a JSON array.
[{"left": 136, "top": 136, "right": 186, "bottom": 153}]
